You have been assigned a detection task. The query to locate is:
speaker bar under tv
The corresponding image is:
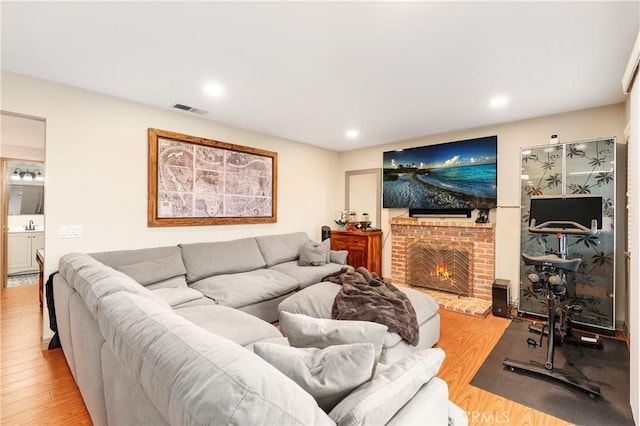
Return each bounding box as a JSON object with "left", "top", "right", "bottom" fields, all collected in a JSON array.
[{"left": 409, "top": 208, "right": 472, "bottom": 218}]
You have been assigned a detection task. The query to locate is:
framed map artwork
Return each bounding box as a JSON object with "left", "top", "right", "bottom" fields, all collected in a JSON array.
[{"left": 148, "top": 128, "right": 277, "bottom": 226}]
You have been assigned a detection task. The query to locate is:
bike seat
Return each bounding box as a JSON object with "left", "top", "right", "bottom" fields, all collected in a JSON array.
[{"left": 521, "top": 253, "right": 581, "bottom": 272}]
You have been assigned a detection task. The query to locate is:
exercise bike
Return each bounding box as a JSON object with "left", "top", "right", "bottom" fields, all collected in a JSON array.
[{"left": 503, "top": 195, "right": 604, "bottom": 397}]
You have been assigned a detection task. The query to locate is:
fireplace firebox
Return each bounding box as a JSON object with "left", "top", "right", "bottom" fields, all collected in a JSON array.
[{"left": 407, "top": 240, "right": 473, "bottom": 296}]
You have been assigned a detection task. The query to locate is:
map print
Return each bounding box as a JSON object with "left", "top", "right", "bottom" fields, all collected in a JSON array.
[{"left": 157, "top": 138, "right": 273, "bottom": 218}]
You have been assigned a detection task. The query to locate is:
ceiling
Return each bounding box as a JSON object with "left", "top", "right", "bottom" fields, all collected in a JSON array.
[{"left": 2, "top": 2, "right": 638, "bottom": 152}]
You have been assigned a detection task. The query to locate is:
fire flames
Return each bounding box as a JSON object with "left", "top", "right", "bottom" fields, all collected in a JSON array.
[{"left": 435, "top": 260, "right": 451, "bottom": 280}]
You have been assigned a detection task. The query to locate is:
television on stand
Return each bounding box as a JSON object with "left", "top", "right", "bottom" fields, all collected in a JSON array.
[{"left": 382, "top": 135, "right": 498, "bottom": 217}]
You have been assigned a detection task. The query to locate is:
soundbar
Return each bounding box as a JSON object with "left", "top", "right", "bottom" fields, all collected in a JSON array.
[{"left": 409, "top": 208, "right": 472, "bottom": 218}]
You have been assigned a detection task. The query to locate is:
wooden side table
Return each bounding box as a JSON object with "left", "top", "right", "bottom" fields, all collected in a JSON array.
[
  {"left": 36, "top": 248, "right": 45, "bottom": 311},
  {"left": 330, "top": 229, "right": 382, "bottom": 276}
]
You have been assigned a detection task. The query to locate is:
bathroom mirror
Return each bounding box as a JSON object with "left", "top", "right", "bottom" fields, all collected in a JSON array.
[
  {"left": 6, "top": 161, "right": 45, "bottom": 216},
  {"left": 8, "top": 185, "right": 44, "bottom": 215},
  {"left": 345, "top": 168, "right": 382, "bottom": 229}
]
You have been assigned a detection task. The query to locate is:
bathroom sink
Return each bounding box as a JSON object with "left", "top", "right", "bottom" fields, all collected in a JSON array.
[
  {"left": 8, "top": 227, "right": 28, "bottom": 233},
  {"left": 8, "top": 226, "right": 44, "bottom": 233}
]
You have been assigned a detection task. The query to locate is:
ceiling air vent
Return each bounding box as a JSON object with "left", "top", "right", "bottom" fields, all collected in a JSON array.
[{"left": 172, "top": 103, "right": 208, "bottom": 115}]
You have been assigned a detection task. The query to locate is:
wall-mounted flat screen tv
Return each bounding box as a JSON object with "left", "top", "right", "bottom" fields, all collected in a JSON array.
[{"left": 383, "top": 135, "right": 497, "bottom": 210}]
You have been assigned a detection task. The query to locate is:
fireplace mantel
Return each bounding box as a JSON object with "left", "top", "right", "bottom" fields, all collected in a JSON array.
[
  {"left": 390, "top": 217, "right": 495, "bottom": 302},
  {"left": 390, "top": 217, "right": 495, "bottom": 230}
]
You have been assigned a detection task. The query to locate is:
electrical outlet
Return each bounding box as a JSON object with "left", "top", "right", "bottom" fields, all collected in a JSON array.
[{"left": 59, "top": 225, "right": 82, "bottom": 238}]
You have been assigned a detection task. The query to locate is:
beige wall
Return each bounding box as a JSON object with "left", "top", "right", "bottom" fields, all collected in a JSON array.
[
  {"left": 626, "top": 83, "right": 639, "bottom": 425},
  {"left": 0, "top": 112, "right": 46, "bottom": 161},
  {"left": 623, "top": 30, "right": 639, "bottom": 422},
  {"left": 339, "top": 103, "right": 628, "bottom": 325},
  {"left": 1, "top": 70, "right": 343, "bottom": 340},
  {"left": 1, "top": 70, "right": 630, "bottom": 346}
]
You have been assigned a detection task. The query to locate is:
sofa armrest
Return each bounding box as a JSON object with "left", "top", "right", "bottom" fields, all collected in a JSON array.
[
  {"left": 330, "top": 250, "right": 348, "bottom": 265},
  {"left": 329, "top": 348, "right": 445, "bottom": 426},
  {"left": 385, "top": 377, "right": 450, "bottom": 425}
]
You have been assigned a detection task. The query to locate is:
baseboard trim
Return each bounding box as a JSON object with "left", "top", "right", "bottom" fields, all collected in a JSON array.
[{"left": 41, "top": 336, "right": 51, "bottom": 351}]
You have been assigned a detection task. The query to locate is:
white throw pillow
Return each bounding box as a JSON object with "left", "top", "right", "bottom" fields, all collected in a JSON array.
[
  {"left": 280, "top": 312, "right": 388, "bottom": 368},
  {"left": 328, "top": 348, "right": 446, "bottom": 426},
  {"left": 254, "top": 342, "right": 375, "bottom": 412}
]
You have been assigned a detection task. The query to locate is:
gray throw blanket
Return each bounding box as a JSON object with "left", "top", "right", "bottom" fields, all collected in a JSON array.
[{"left": 322, "top": 266, "right": 419, "bottom": 346}]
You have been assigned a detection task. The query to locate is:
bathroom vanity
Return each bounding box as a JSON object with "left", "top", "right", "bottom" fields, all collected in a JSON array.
[{"left": 7, "top": 228, "right": 44, "bottom": 275}]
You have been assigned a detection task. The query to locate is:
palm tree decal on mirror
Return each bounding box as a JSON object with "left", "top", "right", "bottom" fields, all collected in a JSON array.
[{"left": 519, "top": 138, "right": 616, "bottom": 331}]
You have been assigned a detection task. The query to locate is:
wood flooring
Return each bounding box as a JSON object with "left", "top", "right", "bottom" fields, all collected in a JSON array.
[
  {"left": 1, "top": 284, "right": 571, "bottom": 425},
  {"left": 1, "top": 284, "right": 91, "bottom": 425},
  {"left": 436, "top": 310, "right": 571, "bottom": 426}
]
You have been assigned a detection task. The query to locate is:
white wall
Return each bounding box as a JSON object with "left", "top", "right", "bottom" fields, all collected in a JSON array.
[
  {"left": 339, "top": 103, "right": 628, "bottom": 324},
  {"left": 1, "top": 70, "right": 343, "bottom": 340}
]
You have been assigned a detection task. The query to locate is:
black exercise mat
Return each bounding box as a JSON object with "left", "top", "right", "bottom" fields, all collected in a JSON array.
[{"left": 471, "top": 320, "right": 633, "bottom": 425}]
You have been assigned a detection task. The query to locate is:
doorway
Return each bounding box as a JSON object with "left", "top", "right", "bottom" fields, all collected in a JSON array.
[{"left": 1, "top": 112, "right": 46, "bottom": 289}]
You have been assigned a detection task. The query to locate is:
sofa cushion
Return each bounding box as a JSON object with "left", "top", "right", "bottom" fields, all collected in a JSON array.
[
  {"left": 277, "top": 281, "right": 341, "bottom": 318},
  {"left": 59, "top": 253, "right": 170, "bottom": 319},
  {"left": 96, "top": 291, "right": 331, "bottom": 425},
  {"left": 145, "top": 276, "right": 190, "bottom": 291},
  {"left": 269, "top": 261, "right": 344, "bottom": 290},
  {"left": 115, "top": 253, "right": 187, "bottom": 287},
  {"left": 255, "top": 232, "right": 309, "bottom": 267},
  {"left": 173, "top": 304, "right": 283, "bottom": 347},
  {"left": 151, "top": 287, "right": 205, "bottom": 308},
  {"left": 298, "top": 239, "right": 330, "bottom": 266},
  {"left": 90, "top": 246, "right": 181, "bottom": 267},
  {"left": 384, "top": 377, "right": 450, "bottom": 425},
  {"left": 280, "top": 312, "right": 387, "bottom": 368},
  {"left": 190, "top": 269, "right": 299, "bottom": 308},
  {"left": 254, "top": 342, "right": 375, "bottom": 412},
  {"left": 179, "top": 238, "right": 266, "bottom": 282},
  {"left": 328, "top": 348, "right": 446, "bottom": 426},
  {"left": 382, "top": 286, "right": 441, "bottom": 347}
]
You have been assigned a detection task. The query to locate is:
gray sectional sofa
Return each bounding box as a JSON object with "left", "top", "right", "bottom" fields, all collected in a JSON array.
[
  {"left": 53, "top": 232, "right": 466, "bottom": 425},
  {"left": 93, "top": 232, "right": 345, "bottom": 323}
]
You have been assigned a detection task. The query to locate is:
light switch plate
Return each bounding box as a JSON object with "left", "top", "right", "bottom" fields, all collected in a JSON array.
[{"left": 59, "top": 225, "right": 82, "bottom": 238}]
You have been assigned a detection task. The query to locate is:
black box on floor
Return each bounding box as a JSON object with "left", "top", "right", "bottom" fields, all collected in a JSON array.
[{"left": 492, "top": 279, "right": 510, "bottom": 318}]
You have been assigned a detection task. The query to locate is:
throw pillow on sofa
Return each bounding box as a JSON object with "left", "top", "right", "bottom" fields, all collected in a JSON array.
[
  {"left": 254, "top": 342, "right": 375, "bottom": 412},
  {"left": 279, "top": 312, "right": 387, "bottom": 369},
  {"left": 328, "top": 348, "right": 446, "bottom": 426},
  {"left": 298, "top": 239, "right": 330, "bottom": 266}
]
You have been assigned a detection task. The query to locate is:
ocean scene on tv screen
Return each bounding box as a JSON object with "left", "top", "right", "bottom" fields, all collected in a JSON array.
[{"left": 383, "top": 136, "right": 497, "bottom": 209}]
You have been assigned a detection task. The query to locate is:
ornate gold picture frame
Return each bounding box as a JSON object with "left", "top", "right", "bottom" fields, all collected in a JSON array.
[{"left": 148, "top": 128, "right": 277, "bottom": 226}]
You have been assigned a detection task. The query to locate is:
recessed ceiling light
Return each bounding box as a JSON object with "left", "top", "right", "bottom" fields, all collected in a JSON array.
[
  {"left": 346, "top": 129, "right": 359, "bottom": 139},
  {"left": 489, "top": 96, "right": 508, "bottom": 108},
  {"left": 204, "top": 83, "right": 224, "bottom": 98}
]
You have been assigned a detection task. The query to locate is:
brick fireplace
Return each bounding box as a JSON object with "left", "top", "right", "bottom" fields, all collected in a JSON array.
[{"left": 390, "top": 217, "right": 495, "bottom": 316}]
